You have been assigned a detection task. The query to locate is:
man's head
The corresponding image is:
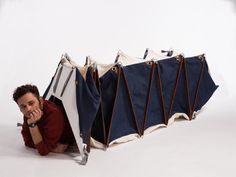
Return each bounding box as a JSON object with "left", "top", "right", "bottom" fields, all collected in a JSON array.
[{"left": 13, "top": 84, "right": 43, "bottom": 118}]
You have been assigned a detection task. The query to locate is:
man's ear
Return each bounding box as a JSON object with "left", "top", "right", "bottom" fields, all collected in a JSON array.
[
  {"left": 39, "top": 97, "right": 44, "bottom": 110},
  {"left": 39, "top": 96, "right": 43, "bottom": 102}
]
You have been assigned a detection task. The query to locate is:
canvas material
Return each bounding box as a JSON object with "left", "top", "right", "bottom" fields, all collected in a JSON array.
[
  {"left": 115, "top": 50, "right": 145, "bottom": 66},
  {"left": 43, "top": 63, "right": 86, "bottom": 157},
  {"left": 44, "top": 51, "right": 218, "bottom": 152},
  {"left": 144, "top": 48, "right": 179, "bottom": 60},
  {"left": 43, "top": 56, "right": 100, "bottom": 157}
]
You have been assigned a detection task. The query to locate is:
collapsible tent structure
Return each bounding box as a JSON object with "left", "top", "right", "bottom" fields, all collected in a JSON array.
[
  {"left": 43, "top": 50, "right": 218, "bottom": 165},
  {"left": 43, "top": 55, "right": 100, "bottom": 164}
]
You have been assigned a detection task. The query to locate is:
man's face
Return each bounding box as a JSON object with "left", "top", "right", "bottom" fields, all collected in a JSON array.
[{"left": 17, "top": 92, "right": 42, "bottom": 119}]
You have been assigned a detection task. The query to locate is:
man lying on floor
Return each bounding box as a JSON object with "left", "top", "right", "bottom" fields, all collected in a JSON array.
[{"left": 13, "top": 84, "right": 75, "bottom": 155}]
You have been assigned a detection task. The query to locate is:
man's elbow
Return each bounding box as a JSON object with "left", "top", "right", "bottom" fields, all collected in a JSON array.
[
  {"left": 38, "top": 150, "right": 50, "bottom": 156},
  {"left": 35, "top": 142, "right": 50, "bottom": 156}
]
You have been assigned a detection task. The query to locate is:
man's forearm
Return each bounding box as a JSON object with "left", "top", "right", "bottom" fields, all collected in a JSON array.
[
  {"left": 29, "top": 125, "right": 43, "bottom": 145},
  {"left": 27, "top": 108, "right": 43, "bottom": 145}
]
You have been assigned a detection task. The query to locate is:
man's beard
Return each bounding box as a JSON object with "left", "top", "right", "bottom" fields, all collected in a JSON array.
[{"left": 25, "top": 98, "right": 43, "bottom": 118}]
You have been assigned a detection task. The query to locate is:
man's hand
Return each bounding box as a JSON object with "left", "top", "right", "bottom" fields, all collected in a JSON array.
[
  {"left": 52, "top": 143, "right": 68, "bottom": 153},
  {"left": 27, "top": 108, "right": 43, "bottom": 125}
]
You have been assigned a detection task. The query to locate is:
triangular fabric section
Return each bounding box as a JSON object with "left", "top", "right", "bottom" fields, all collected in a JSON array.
[
  {"left": 107, "top": 68, "right": 139, "bottom": 144},
  {"left": 169, "top": 60, "right": 190, "bottom": 117},
  {"left": 185, "top": 56, "right": 204, "bottom": 112},
  {"left": 145, "top": 63, "right": 166, "bottom": 129},
  {"left": 158, "top": 57, "right": 180, "bottom": 120},
  {"left": 91, "top": 68, "right": 118, "bottom": 144},
  {"left": 75, "top": 68, "right": 100, "bottom": 144},
  {"left": 122, "top": 62, "right": 151, "bottom": 132}
]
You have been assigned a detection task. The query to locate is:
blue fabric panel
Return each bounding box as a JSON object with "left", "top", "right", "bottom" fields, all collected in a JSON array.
[
  {"left": 145, "top": 64, "right": 165, "bottom": 129},
  {"left": 91, "top": 105, "right": 105, "bottom": 143},
  {"left": 185, "top": 57, "right": 202, "bottom": 109},
  {"left": 91, "top": 69, "right": 118, "bottom": 144},
  {"left": 108, "top": 69, "right": 138, "bottom": 143},
  {"left": 75, "top": 68, "right": 100, "bottom": 144},
  {"left": 123, "top": 62, "right": 151, "bottom": 132},
  {"left": 169, "top": 62, "right": 189, "bottom": 117},
  {"left": 158, "top": 58, "right": 179, "bottom": 119}
]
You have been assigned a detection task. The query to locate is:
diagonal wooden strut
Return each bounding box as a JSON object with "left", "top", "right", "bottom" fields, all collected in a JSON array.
[
  {"left": 141, "top": 62, "right": 155, "bottom": 135},
  {"left": 183, "top": 59, "right": 192, "bottom": 119},
  {"left": 190, "top": 56, "right": 205, "bottom": 119},
  {"left": 106, "top": 66, "right": 121, "bottom": 147},
  {"left": 156, "top": 63, "right": 168, "bottom": 125},
  {"left": 167, "top": 57, "right": 183, "bottom": 119},
  {"left": 121, "top": 67, "right": 141, "bottom": 136}
]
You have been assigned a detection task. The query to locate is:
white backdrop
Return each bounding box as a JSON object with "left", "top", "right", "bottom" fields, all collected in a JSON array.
[{"left": 0, "top": 0, "right": 236, "bottom": 177}]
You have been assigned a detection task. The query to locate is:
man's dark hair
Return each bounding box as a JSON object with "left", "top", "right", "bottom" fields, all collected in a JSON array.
[{"left": 13, "top": 84, "right": 40, "bottom": 103}]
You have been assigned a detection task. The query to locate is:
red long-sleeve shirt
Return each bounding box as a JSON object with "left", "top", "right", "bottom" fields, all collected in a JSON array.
[{"left": 21, "top": 100, "right": 75, "bottom": 155}]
